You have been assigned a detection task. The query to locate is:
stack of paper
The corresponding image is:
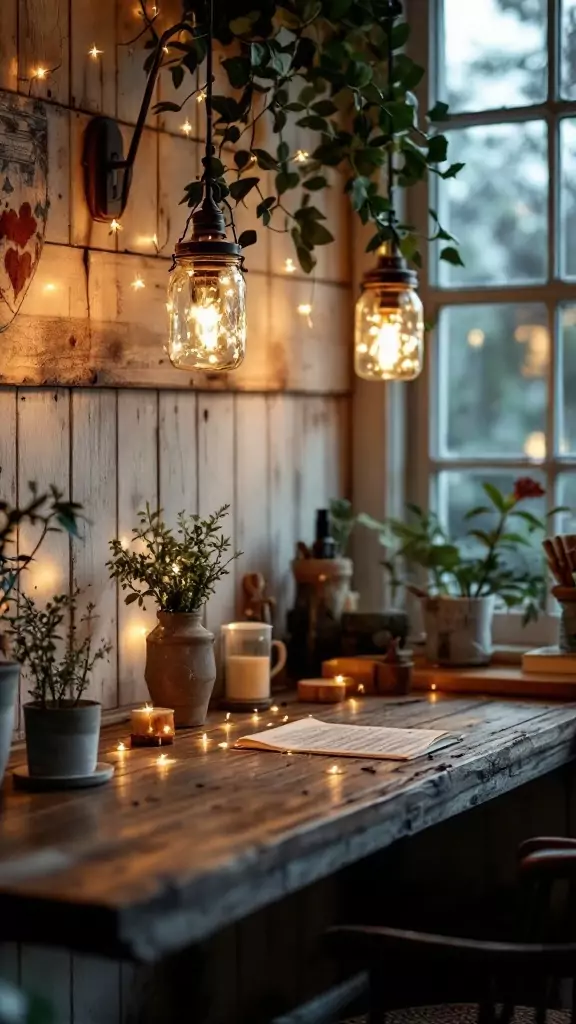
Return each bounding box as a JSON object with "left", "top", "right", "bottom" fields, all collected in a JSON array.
[{"left": 235, "top": 717, "right": 459, "bottom": 761}]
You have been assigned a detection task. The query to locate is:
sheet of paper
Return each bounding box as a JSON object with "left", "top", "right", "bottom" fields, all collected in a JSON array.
[{"left": 235, "top": 717, "right": 459, "bottom": 761}]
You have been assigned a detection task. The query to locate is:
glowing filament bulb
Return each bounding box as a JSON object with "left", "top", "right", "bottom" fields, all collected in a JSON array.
[
  {"left": 293, "top": 149, "right": 309, "bottom": 164},
  {"left": 110, "top": 219, "right": 122, "bottom": 234},
  {"left": 131, "top": 275, "right": 145, "bottom": 291},
  {"left": 89, "top": 45, "right": 103, "bottom": 59},
  {"left": 33, "top": 67, "right": 48, "bottom": 80},
  {"left": 180, "top": 119, "right": 193, "bottom": 136},
  {"left": 371, "top": 317, "right": 403, "bottom": 374},
  {"left": 189, "top": 301, "right": 221, "bottom": 352},
  {"left": 197, "top": 89, "right": 207, "bottom": 103},
  {"left": 284, "top": 258, "right": 296, "bottom": 274}
]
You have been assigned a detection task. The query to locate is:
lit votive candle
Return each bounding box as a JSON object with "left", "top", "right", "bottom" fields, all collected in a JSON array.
[{"left": 130, "top": 705, "right": 175, "bottom": 746}]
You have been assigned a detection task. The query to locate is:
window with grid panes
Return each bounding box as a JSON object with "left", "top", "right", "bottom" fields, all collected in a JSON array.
[{"left": 407, "top": 0, "right": 576, "bottom": 645}]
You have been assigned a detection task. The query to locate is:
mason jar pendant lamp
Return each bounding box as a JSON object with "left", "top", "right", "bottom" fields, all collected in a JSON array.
[
  {"left": 354, "top": 0, "right": 424, "bottom": 383},
  {"left": 82, "top": 0, "right": 246, "bottom": 373},
  {"left": 167, "top": 0, "right": 246, "bottom": 372}
]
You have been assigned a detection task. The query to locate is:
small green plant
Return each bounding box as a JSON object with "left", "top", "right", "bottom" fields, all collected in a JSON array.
[
  {"left": 329, "top": 498, "right": 357, "bottom": 557},
  {"left": 12, "top": 592, "right": 111, "bottom": 708},
  {"left": 359, "top": 478, "right": 560, "bottom": 624},
  {"left": 0, "top": 483, "right": 82, "bottom": 613},
  {"left": 107, "top": 505, "right": 242, "bottom": 613}
]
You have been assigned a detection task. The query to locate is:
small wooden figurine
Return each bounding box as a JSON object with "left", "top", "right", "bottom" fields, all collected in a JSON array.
[{"left": 242, "top": 572, "right": 276, "bottom": 626}]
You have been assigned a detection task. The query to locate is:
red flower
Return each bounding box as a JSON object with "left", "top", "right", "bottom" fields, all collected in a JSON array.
[{"left": 513, "top": 477, "right": 545, "bottom": 501}]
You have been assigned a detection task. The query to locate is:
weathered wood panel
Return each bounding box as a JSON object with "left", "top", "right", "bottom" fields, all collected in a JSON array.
[
  {"left": 0, "top": 2, "right": 18, "bottom": 91},
  {"left": 158, "top": 391, "right": 198, "bottom": 525},
  {"left": 198, "top": 394, "right": 236, "bottom": 646},
  {"left": 18, "top": 0, "right": 70, "bottom": 104},
  {"left": 117, "top": 390, "right": 158, "bottom": 706},
  {"left": 235, "top": 394, "right": 270, "bottom": 597},
  {"left": 70, "top": 0, "right": 116, "bottom": 116},
  {"left": 71, "top": 390, "right": 118, "bottom": 708}
]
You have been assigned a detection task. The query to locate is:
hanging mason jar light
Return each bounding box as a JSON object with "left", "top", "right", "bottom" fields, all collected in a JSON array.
[
  {"left": 354, "top": 242, "right": 423, "bottom": 381},
  {"left": 167, "top": 0, "right": 246, "bottom": 372},
  {"left": 354, "top": 0, "right": 424, "bottom": 383}
]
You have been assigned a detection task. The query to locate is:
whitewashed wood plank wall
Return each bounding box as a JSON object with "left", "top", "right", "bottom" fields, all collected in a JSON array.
[{"left": 0, "top": 0, "right": 353, "bottom": 1017}]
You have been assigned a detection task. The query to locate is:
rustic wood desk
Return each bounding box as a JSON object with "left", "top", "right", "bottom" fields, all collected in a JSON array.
[{"left": 1, "top": 692, "right": 576, "bottom": 966}]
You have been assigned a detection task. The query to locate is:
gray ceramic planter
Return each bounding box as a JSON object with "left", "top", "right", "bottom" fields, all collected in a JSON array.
[
  {"left": 24, "top": 700, "right": 101, "bottom": 778},
  {"left": 145, "top": 611, "right": 216, "bottom": 727},
  {"left": 0, "top": 662, "right": 19, "bottom": 784}
]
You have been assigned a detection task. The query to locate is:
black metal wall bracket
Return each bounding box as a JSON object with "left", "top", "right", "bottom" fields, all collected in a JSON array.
[{"left": 82, "top": 21, "right": 190, "bottom": 223}]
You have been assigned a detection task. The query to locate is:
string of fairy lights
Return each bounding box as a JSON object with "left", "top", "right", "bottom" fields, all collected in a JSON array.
[
  {"left": 27, "top": 6, "right": 318, "bottom": 344},
  {"left": 112, "top": 701, "right": 359, "bottom": 780}
]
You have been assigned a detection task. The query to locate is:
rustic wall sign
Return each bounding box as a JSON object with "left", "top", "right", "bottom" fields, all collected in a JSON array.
[{"left": 0, "top": 93, "right": 47, "bottom": 332}]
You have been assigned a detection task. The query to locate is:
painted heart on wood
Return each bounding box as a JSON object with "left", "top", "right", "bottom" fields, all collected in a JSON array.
[
  {"left": 0, "top": 92, "right": 47, "bottom": 332},
  {"left": 4, "top": 248, "right": 33, "bottom": 298}
]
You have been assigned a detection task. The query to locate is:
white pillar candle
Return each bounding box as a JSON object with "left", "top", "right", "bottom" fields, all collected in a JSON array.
[
  {"left": 225, "top": 655, "right": 270, "bottom": 701},
  {"left": 130, "top": 705, "right": 175, "bottom": 746}
]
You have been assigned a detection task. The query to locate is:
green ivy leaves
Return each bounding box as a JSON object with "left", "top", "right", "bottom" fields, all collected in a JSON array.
[{"left": 153, "top": 1, "right": 464, "bottom": 275}]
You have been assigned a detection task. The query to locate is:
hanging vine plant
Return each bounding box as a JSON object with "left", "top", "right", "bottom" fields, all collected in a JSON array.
[{"left": 143, "top": 0, "right": 463, "bottom": 274}]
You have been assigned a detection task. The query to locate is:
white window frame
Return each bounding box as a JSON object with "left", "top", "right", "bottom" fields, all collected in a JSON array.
[{"left": 406, "top": 0, "right": 576, "bottom": 646}]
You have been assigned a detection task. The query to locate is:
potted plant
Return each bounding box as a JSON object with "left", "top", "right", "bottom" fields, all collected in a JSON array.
[
  {"left": 360, "top": 478, "right": 556, "bottom": 666},
  {"left": 107, "top": 504, "right": 242, "bottom": 726},
  {"left": 0, "top": 485, "right": 82, "bottom": 784},
  {"left": 12, "top": 591, "right": 111, "bottom": 779}
]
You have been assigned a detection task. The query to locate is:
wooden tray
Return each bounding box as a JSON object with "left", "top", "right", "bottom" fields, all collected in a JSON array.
[{"left": 413, "top": 665, "right": 576, "bottom": 700}]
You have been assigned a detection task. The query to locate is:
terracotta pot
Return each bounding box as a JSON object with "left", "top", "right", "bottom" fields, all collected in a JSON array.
[
  {"left": 24, "top": 700, "right": 101, "bottom": 778},
  {"left": 423, "top": 595, "right": 495, "bottom": 667},
  {"left": 0, "top": 662, "right": 19, "bottom": 784},
  {"left": 145, "top": 611, "right": 216, "bottom": 727}
]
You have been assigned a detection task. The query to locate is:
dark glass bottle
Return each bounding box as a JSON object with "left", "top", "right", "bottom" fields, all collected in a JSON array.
[{"left": 312, "top": 509, "right": 336, "bottom": 559}]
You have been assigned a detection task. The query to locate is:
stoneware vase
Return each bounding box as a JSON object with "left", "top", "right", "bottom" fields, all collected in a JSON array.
[
  {"left": 145, "top": 611, "right": 217, "bottom": 727},
  {"left": 423, "top": 594, "right": 496, "bottom": 667},
  {"left": 0, "top": 662, "right": 20, "bottom": 784},
  {"left": 23, "top": 700, "right": 101, "bottom": 778}
]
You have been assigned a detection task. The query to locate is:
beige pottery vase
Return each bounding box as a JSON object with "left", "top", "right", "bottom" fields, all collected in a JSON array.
[{"left": 145, "top": 611, "right": 216, "bottom": 727}]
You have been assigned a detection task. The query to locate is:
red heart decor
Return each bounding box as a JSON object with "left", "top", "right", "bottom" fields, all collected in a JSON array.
[
  {"left": 4, "top": 248, "right": 33, "bottom": 297},
  {"left": 0, "top": 203, "right": 37, "bottom": 248}
]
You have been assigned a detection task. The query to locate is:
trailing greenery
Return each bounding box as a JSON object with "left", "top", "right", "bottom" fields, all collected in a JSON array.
[
  {"left": 141, "top": 0, "right": 462, "bottom": 272},
  {"left": 107, "top": 505, "right": 242, "bottom": 613},
  {"left": 329, "top": 497, "right": 357, "bottom": 556},
  {"left": 359, "top": 479, "right": 559, "bottom": 625},
  {"left": 0, "top": 482, "right": 82, "bottom": 618},
  {"left": 12, "top": 592, "right": 111, "bottom": 708}
]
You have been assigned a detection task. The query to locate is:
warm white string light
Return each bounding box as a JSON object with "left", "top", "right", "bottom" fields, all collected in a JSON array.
[
  {"left": 131, "top": 275, "right": 145, "bottom": 291},
  {"left": 180, "top": 118, "right": 193, "bottom": 136},
  {"left": 110, "top": 219, "right": 123, "bottom": 235},
  {"left": 293, "top": 149, "right": 309, "bottom": 164},
  {"left": 284, "top": 258, "right": 296, "bottom": 274},
  {"left": 197, "top": 89, "right": 207, "bottom": 103},
  {"left": 32, "top": 66, "right": 48, "bottom": 80},
  {"left": 88, "top": 45, "right": 103, "bottom": 59}
]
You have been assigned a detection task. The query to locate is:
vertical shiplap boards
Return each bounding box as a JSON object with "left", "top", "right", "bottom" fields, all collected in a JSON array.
[
  {"left": 197, "top": 395, "right": 236, "bottom": 656},
  {"left": 117, "top": 391, "right": 158, "bottom": 707},
  {"left": 17, "top": 390, "right": 71, "bottom": 726},
  {"left": 158, "top": 391, "right": 198, "bottom": 525},
  {"left": 235, "top": 394, "right": 270, "bottom": 609},
  {"left": 71, "top": 390, "right": 118, "bottom": 708}
]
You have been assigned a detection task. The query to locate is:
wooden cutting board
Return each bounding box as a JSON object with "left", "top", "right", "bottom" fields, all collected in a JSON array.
[{"left": 413, "top": 665, "right": 576, "bottom": 700}]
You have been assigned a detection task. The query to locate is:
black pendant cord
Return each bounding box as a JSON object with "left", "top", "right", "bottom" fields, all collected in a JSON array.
[
  {"left": 387, "top": 4, "right": 394, "bottom": 234},
  {"left": 203, "top": 0, "right": 215, "bottom": 207}
]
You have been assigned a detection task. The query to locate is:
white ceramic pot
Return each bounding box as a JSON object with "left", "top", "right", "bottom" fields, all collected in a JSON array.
[
  {"left": 0, "top": 662, "right": 19, "bottom": 784},
  {"left": 24, "top": 700, "right": 101, "bottom": 778},
  {"left": 423, "top": 595, "right": 496, "bottom": 667},
  {"left": 145, "top": 611, "right": 216, "bottom": 727}
]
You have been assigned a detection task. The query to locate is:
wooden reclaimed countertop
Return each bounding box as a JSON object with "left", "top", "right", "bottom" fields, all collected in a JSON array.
[{"left": 0, "top": 692, "right": 576, "bottom": 961}]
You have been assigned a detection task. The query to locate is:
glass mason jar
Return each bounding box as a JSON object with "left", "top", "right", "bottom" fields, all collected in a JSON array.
[
  {"left": 221, "top": 622, "right": 287, "bottom": 709},
  {"left": 354, "top": 284, "right": 424, "bottom": 382},
  {"left": 167, "top": 252, "right": 246, "bottom": 372}
]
